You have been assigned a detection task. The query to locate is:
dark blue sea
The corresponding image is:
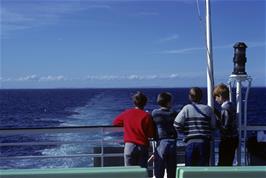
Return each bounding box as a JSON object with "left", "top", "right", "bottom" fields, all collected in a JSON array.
[{"left": 0, "top": 88, "right": 265, "bottom": 169}]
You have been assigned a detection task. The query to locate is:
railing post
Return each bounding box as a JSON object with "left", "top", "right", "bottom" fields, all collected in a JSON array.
[
  {"left": 101, "top": 127, "right": 104, "bottom": 167},
  {"left": 236, "top": 80, "right": 242, "bottom": 165}
]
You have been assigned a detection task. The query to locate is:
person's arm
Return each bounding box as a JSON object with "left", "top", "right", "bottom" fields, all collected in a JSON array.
[
  {"left": 112, "top": 111, "right": 125, "bottom": 126},
  {"left": 173, "top": 107, "right": 186, "bottom": 131},
  {"left": 145, "top": 115, "right": 156, "bottom": 139},
  {"left": 214, "top": 107, "right": 221, "bottom": 119},
  {"left": 172, "top": 110, "right": 179, "bottom": 118},
  {"left": 220, "top": 109, "right": 231, "bottom": 132},
  {"left": 210, "top": 109, "right": 217, "bottom": 130}
]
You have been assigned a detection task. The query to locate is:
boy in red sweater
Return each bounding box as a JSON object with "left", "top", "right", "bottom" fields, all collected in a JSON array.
[{"left": 113, "top": 91, "right": 155, "bottom": 168}]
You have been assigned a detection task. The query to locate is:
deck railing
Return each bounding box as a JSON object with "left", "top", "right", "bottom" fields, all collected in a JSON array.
[
  {"left": 0, "top": 125, "right": 265, "bottom": 169},
  {"left": 0, "top": 126, "right": 126, "bottom": 168}
]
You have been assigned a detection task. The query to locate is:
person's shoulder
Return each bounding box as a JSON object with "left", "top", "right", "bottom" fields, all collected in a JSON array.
[
  {"left": 134, "top": 108, "right": 151, "bottom": 116},
  {"left": 198, "top": 103, "right": 211, "bottom": 108},
  {"left": 169, "top": 108, "right": 178, "bottom": 114},
  {"left": 222, "top": 104, "right": 236, "bottom": 115},
  {"left": 176, "top": 104, "right": 191, "bottom": 114},
  {"left": 151, "top": 108, "right": 160, "bottom": 115},
  {"left": 223, "top": 101, "right": 235, "bottom": 109},
  {"left": 196, "top": 104, "right": 213, "bottom": 112},
  {"left": 182, "top": 104, "right": 193, "bottom": 110},
  {"left": 152, "top": 108, "right": 160, "bottom": 113},
  {"left": 123, "top": 108, "right": 132, "bottom": 112},
  {"left": 122, "top": 108, "right": 137, "bottom": 114}
]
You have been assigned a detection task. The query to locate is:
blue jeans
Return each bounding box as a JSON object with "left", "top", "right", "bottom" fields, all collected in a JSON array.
[
  {"left": 124, "top": 142, "right": 148, "bottom": 168},
  {"left": 154, "top": 139, "right": 176, "bottom": 178},
  {"left": 185, "top": 140, "right": 210, "bottom": 166}
]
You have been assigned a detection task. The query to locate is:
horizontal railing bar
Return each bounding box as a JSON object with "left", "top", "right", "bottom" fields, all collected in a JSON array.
[
  {"left": 245, "top": 126, "right": 266, "bottom": 131},
  {"left": 0, "top": 140, "right": 123, "bottom": 146},
  {"left": 0, "top": 125, "right": 264, "bottom": 135},
  {"left": 0, "top": 153, "right": 124, "bottom": 160},
  {"left": 0, "top": 125, "right": 117, "bottom": 130},
  {"left": 0, "top": 126, "right": 123, "bottom": 135}
]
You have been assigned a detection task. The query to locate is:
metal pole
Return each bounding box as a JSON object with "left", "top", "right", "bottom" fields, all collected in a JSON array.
[
  {"left": 236, "top": 81, "right": 242, "bottom": 165},
  {"left": 243, "top": 78, "right": 252, "bottom": 165},
  {"left": 205, "top": 0, "right": 214, "bottom": 108},
  {"left": 101, "top": 127, "right": 104, "bottom": 167},
  {"left": 205, "top": 0, "right": 215, "bottom": 166}
]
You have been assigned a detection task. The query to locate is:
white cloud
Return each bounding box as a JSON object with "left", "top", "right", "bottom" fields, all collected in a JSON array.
[
  {"left": 86, "top": 73, "right": 183, "bottom": 80},
  {"left": 18, "top": 74, "right": 39, "bottom": 81},
  {"left": 86, "top": 75, "right": 121, "bottom": 80},
  {"left": 2, "top": 75, "right": 65, "bottom": 82},
  {"left": 1, "top": 73, "right": 204, "bottom": 83},
  {"left": 169, "top": 74, "right": 179, "bottom": 78},
  {"left": 39, "top": 75, "right": 65, "bottom": 81},
  {"left": 161, "top": 47, "right": 204, "bottom": 54},
  {"left": 158, "top": 34, "right": 179, "bottom": 43}
]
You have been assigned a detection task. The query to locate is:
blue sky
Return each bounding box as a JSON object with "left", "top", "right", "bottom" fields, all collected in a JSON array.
[{"left": 1, "top": 0, "right": 265, "bottom": 88}]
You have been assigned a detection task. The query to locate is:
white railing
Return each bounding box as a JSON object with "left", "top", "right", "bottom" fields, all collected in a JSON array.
[
  {"left": 0, "top": 125, "right": 265, "bottom": 168},
  {"left": 0, "top": 126, "right": 125, "bottom": 168}
]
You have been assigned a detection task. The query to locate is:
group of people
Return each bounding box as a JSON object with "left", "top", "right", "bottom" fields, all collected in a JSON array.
[{"left": 112, "top": 83, "right": 239, "bottom": 178}]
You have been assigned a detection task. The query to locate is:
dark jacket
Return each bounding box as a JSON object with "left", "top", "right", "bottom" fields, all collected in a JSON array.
[
  {"left": 217, "top": 101, "right": 238, "bottom": 138},
  {"left": 152, "top": 108, "right": 178, "bottom": 140}
]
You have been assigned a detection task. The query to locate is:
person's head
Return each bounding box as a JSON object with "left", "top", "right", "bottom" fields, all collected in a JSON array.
[
  {"left": 213, "top": 83, "right": 229, "bottom": 104},
  {"left": 132, "top": 91, "right": 147, "bottom": 109},
  {"left": 157, "top": 92, "right": 172, "bottom": 108},
  {"left": 189, "top": 87, "right": 202, "bottom": 103}
]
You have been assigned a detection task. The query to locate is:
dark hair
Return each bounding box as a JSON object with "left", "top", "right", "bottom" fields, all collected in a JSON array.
[
  {"left": 132, "top": 91, "right": 147, "bottom": 109},
  {"left": 213, "top": 83, "right": 229, "bottom": 100},
  {"left": 189, "top": 87, "right": 202, "bottom": 103},
  {"left": 157, "top": 92, "right": 172, "bottom": 107}
]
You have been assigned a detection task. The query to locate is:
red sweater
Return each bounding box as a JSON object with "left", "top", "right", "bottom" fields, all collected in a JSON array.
[{"left": 113, "top": 108, "right": 155, "bottom": 147}]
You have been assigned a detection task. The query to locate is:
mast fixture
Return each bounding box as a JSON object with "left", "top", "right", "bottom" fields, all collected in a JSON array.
[{"left": 233, "top": 42, "right": 247, "bottom": 75}]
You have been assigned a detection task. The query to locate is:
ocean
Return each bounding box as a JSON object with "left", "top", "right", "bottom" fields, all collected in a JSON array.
[{"left": 0, "top": 88, "right": 265, "bottom": 169}]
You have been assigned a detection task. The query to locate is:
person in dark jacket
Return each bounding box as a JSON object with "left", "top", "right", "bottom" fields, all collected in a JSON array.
[
  {"left": 213, "top": 83, "right": 239, "bottom": 166},
  {"left": 152, "top": 92, "right": 177, "bottom": 178}
]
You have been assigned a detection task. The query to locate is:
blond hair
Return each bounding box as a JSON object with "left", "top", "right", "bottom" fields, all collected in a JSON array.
[{"left": 213, "top": 83, "right": 229, "bottom": 100}]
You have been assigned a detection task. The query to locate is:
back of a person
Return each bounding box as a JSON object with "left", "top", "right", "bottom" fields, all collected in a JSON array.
[
  {"left": 112, "top": 91, "right": 155, "bottom": 168},
  {"left": 152, "top": 108, "right": 177, "bottom": 140},
  {"left": 181, "top": 103, "right": 212, "bottom": 142},
  {"left": 122, "top": 108, "right": 151, "bottom": 146},
  {"left": 185, "top": 103, "right": 213, "bottom": 119},
  {"left": 213, "top": 83, "right": 239, "bottom": 166},
  {"left": 152, "top": 92, "right": 177, "bottom": 178},
  {"left": 174, "top": 87, "right": 216, "bottom": 166},
  {"left": 221, "top": 102, "right": 238, "bottom": 137}
]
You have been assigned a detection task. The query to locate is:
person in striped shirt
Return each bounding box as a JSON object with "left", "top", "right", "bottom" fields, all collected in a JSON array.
[{"left": 174, "top": 87, "right": 216, "bottom": 166}]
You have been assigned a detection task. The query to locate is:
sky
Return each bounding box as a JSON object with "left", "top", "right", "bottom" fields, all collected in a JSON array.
[{"left": 0, "top": 0, "right": 265, "bottom": 89}]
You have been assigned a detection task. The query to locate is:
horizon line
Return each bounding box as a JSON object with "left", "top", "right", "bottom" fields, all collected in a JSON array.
[{"left": 1, "top": 86, "right": 265, "bottom": 90}]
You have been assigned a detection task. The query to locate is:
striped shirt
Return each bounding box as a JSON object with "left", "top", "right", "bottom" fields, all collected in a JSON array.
[{"left": 174, "top": 103, "right": 216, "bottom": 143}]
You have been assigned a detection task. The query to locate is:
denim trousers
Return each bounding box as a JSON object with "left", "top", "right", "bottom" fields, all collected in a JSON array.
[
  {"left": 185, "top": 140, "right": 210, "bottom": 166},
  {"left": 124, "top": 142, "right": 148, "bottom": 168},
  {"left": 154, "top": 139, "right": 177, "bottom": 178}
]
